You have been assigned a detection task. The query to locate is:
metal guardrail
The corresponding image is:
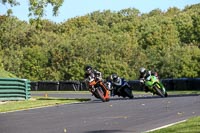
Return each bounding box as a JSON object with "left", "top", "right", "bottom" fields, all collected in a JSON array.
[
  {"left": 30, "top": 81, "right": 81, "bottom": 91},
  {"left": 30, "top": 78, "right": 200, "bottom": 91},
  {"left": 0, "top": 78, "right": 31, "bottom": 101},
  {"left": 129, "top": 78, "right": 200, "bottom": 91}
]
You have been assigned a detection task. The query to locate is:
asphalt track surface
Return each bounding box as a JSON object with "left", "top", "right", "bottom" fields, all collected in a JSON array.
[{"left": 0, "top": 93, "right": 200, "bottom": 133}]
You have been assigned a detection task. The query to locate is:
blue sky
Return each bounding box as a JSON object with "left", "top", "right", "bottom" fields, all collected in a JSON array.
[{"left": 0, "top": 0, "right": 199, "bottom": 23}]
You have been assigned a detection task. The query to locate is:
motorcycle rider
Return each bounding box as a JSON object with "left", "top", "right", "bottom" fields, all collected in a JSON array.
[
  {"left": 109, "top": 73, "right": 133, "bottom": 99},
  {"left": 84, "top": 65, "right": 110, "bottom": 101},
  {"left": 105, "top": 75, "right": 112, "bottom": 91},
  {"left": 109, "top": 74, "right": 120, "bottom": 96},
  {"left": 139, "top": 67, "right": 158, "bottom": 92},
  {"left": 111, "top": 73, "right": 121, "bottom": 86},
  {"left": 110, "top": 73, "right": 130, "bottom": 96},
  {"left": 84, "top": 65, "right": 102, "bottom": 92},
  {"left": 84, "top": 65, "right": 102, "bottom": 80}
]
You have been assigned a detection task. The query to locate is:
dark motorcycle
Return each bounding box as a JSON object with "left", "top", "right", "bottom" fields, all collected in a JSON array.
[
  {"left": 85, "top": 76, "right": 110, "bottom": 102},
  {"left": 110, "top": 78, "right": 134, "bottom": 99}
]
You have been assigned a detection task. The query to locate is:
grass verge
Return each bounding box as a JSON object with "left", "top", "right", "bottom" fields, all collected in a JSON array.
[
  {"left": 148, "top": 116, "right": 200, "bottom": 133},
  {"left": 0, "top": 97, "right": 90, "bottom": 113},
  {"left": 31, "top": 91, "right": 91, "bottom": 94},
  {"left": 167, "top": 90, "right": 200, "bottom": 95}
]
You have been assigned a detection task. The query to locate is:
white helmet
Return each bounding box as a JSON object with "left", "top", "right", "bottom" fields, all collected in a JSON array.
[{"left": 139, "top": 67, "right": 146, "bottom": 75}]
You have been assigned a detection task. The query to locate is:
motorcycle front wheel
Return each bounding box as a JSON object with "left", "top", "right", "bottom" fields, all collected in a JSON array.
[{"left": 95, "top": 87, "right": 109, "bottom": 102}]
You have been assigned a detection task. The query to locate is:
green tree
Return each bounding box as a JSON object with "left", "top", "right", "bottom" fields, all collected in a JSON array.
[
  {"left": 1, "top": 0, "right": 64, "bottom": 19},
  {"left": 173, "top": 12, "right": 195, "bottom": 44},
  {"left": 1, "top": 3, "right": 200, "bottom": 81}
]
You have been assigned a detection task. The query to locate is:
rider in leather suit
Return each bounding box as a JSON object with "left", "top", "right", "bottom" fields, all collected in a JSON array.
[
  {"left": 84, "top": 65, "right": 102, "bottom": 80},
  {"left": 139, "top": 67, "right": 158, "bottom": 92}
]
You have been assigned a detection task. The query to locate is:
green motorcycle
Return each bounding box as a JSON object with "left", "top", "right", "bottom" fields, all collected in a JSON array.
[{"left": 144, "top": 75, "right": 168, "bottom": 97}]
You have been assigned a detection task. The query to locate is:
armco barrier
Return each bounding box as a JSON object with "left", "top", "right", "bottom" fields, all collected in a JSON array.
[
  {"left": 128, "top": 80, "right": 141, "bottom": 91},
  {"left": 172, "top": 78, "right": 189, "bottom": 90},
  {"left": 80, "top": 81, "right": 87, "bottom": 91},
  {"left": 59, "top": 81, "right": 81, "bottom": 91},
  {"left": 161, "top": 79, "right": 174, "bottom": 90},
  {"left": 30, "top": 78, "right": 200, "bottom": 91},
  {"left": 37, "top": 81, "right": 59, "bottom": 91},
  {"left": 0, "top": 78, "right": 31, "bottom": 101},
  {"left": 188, "top": 78, "right": 200, "bottom": 90},
  {"left": 30, "top": 81, "right": 38, "bottom": 91},
  {"left": 31, "top": 81, "right": 82, "bottom": 91},
  {"left": 161, "top": 78, "right": 200, "bottom": 91}
]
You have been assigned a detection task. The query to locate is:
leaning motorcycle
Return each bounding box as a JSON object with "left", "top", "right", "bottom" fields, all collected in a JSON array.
[
  {"left": 111, "top": 78, "right": 134, "bottom": 99},
  {"left": 143, "top": 75, "right": 168, "bottom": 97},
  {"left": 85, "top": 76, "right": 110, "bottom": 102}
]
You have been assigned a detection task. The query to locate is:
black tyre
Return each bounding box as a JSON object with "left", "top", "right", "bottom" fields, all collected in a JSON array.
[
  {"left": 95, "top": 87, "right": 106, "bottom": 102},
  {"left": 164, "top": 92, "right": 168, "bottom": 97},
  {"left": 93, "top": 92, "right": 100, "bottom": 99},
  {"left": 124, "top": 88, "right": 134, "bottom": 99},
  {"left": 154, "top": 86, "right": 165, "bottom": 97}
]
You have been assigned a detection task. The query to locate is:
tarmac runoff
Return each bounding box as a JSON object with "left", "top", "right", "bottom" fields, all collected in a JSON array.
[{"left": 145, "top": 119, "right": 187, "bottom": 132}]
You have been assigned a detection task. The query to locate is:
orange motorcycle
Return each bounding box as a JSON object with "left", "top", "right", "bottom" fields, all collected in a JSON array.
[{"left": 85, "top": 76, "right": 110, "bottom": 102}]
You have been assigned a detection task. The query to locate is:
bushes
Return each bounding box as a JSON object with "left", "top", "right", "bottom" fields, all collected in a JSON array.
[{"left": 1, "top": 4, "right": 200, "bottom": 81}]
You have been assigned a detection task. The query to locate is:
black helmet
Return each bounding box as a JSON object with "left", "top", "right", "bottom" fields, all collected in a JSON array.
[
  {"left": 139, "top": 67, "right": 146, "bottom": 75},
  {"left": 111, "top": 74, "right": 119, "bottom": 82},
  {"left": 85, "top": 65, "right": 92, "bottom": 74}
]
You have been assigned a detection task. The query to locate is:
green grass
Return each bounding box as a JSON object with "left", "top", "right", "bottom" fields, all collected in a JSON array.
[
  {"left": 148, "top": 116, "right": 200, "bottom": 133},
  {"left": 0, "top": 69, "right": 16, "bottom": 78},
  {"left": 0, "top": 97, "right": 90, "bottom": 113},
  {"left": 31, "top": 91, "right": 91, "bottom": 94},
  {"left": 167, "top": 90, "right": 200, "bottom": 95}
]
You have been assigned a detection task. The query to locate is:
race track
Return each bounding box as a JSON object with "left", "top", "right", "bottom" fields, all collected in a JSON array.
[{"left": 0, "top": 93, "right": 200, "bottom": 133}]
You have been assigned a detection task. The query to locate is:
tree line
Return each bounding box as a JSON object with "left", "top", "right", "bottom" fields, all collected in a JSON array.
[{"left": 0, "top": 3, "right": 199, "bottom": 81}]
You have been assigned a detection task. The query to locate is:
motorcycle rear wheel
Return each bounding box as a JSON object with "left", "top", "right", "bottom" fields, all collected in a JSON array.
[
  {"left": 164, "top": 92, "right": 168, "bottom": 97},
  {"left": 124, "top": 88, "right": 134, "bottom": 99}
]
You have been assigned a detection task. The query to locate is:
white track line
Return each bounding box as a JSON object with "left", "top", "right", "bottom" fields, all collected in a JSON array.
[{"left": 145, "top": 119, "right": 187, "bottom": 132}]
